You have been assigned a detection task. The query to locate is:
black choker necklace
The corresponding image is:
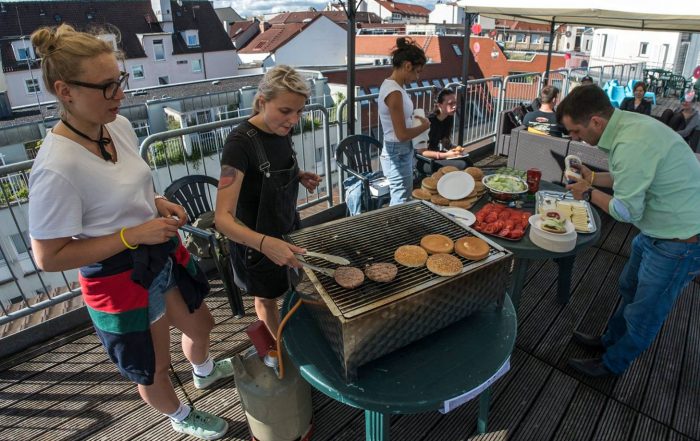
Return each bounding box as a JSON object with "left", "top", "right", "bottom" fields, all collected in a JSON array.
[{"left": 61, "top": 119, "right": 113, "bottom": 161}]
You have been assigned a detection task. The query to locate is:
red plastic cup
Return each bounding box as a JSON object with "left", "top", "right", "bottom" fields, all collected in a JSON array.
[{"left": 526, "top": 168, "right": 542, "bottom": 194}]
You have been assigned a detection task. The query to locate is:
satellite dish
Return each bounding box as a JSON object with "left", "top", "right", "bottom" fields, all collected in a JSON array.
[{"left": 565, "top": 31, "right": 572, "bottom": 37}]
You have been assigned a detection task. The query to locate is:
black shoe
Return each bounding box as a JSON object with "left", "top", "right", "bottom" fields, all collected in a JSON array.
[
  {"left": 568, "top": 358, "right": 616, "bottom": 378},
  {"left": 572, "top": 331, "right": 605, "bottom": 350}
]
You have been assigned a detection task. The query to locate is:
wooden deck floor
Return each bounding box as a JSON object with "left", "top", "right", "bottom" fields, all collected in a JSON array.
[
  {"left": 1, "top": 211, "right": 698, "bottom": 441},
  {"left": 1, "top": 153, "right": 698, "bottom": 441}
]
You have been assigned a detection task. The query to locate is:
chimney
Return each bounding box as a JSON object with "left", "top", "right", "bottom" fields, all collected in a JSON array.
[{"left": 259, "top": 21, "right": 270, "bottom": 34}]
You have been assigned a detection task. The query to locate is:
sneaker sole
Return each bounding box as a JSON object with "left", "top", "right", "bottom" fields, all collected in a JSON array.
[{"left": 172, "top": 420, "right": 229, "bottom": 441}]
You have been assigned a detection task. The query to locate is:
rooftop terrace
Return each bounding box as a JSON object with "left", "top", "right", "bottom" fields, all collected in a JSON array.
[{"left": 1, "top": 154, "right": 698, "bottom": 441}]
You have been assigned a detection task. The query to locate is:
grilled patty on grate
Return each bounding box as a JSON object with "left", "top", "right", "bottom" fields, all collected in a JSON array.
[
  {"left": 334, "top": 266, "right": 365, "bottom": 289},
  {"left": 394, "top": 245, "right": 429, "bottom": 267},
  {"left": 426, "top": 253, "right": 463, "bottom": 277},
  {"left": 420, "top": 234, "right": 455, "bottom": 254},
  {"left": 364, "top": 262, "right": 398, "bottom": 283}
]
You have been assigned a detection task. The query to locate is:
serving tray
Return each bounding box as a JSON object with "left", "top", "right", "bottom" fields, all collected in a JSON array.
[{"left": 535, "top": 191, "right": 597, "bottom": 234}]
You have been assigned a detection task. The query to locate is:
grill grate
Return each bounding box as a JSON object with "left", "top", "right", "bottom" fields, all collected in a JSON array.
[{"left": 288, "top": 201, "right": 509, "bottom": 318}]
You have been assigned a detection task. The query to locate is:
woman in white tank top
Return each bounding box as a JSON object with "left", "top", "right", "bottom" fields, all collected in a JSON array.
[{"left": 378, "top": 37, "right": 430, "bottom": 205}]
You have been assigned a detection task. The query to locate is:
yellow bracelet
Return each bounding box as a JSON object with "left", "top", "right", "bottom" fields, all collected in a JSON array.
[
  {"left": 590, "top": 171, "right": 596, "bottom": 186},
  {"left": 120, "top": 227, "right": 138, "bottom": 250}
]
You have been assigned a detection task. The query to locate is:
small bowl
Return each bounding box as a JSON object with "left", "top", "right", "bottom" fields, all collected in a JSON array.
[{"left": 482, "top": 174, "right": 529, "bottom": 202}]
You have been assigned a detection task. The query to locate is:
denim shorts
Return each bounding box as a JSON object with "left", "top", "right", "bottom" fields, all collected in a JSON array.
[{"left": 147, "top": 257, "right": 176, "bottom": 324}]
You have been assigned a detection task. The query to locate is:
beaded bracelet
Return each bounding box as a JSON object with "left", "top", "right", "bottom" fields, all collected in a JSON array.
[{"left": 120, "top": 227, "right": 138, "bottom": 250}]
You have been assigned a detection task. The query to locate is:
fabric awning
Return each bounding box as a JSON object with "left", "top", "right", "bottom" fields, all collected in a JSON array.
[{"left": 455, "top": 1, "right": 700, "bottom": 32}]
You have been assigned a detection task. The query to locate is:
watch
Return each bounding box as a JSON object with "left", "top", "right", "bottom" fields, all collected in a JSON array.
[{"left": 582, "top": 188, "right": 593, "bottom": 202}]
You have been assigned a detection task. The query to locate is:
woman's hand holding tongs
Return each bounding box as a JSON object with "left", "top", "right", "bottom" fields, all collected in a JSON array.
[{"left": 260, "top": 236, "right": 306, "bottom": 269}]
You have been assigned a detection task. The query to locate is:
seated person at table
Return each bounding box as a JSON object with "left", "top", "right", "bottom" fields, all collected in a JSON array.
[
  {"left": 522, "top": 86, "right": 566, "bottom": 137},
  {"left": 415, "top": 88, "right": 472, "bottom": 174},
  {"left": 619, "top": 82, "right": 652, "bottom": 115},
  {"left": 659, "top": 92, "right": 699, "bottom": 142}
]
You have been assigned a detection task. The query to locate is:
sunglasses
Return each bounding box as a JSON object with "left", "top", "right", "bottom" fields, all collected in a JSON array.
[{"left": 66, "top": 72, "right": 129, "bottom": 100}]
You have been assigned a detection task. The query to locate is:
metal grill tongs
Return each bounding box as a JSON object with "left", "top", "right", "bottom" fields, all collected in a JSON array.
[{"left": 294, "top": 251, "right": 350, "bottom": 265}]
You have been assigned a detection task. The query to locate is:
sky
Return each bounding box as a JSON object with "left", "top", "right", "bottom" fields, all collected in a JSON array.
[{"left": 213, "top": 0, "right": 435, "bottom": 20}]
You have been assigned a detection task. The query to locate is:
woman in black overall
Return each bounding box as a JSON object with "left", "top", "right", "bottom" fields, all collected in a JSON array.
[{"left": 215, "top": 66, "right": 322, "bottom": 337}]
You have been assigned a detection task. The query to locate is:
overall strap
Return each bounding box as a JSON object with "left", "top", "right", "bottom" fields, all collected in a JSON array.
[{"left": 244, "top": 127, "right": 271, "bottom": 178}]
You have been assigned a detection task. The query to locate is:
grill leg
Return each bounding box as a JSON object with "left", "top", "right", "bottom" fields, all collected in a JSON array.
[
  {"left": 477, "top": 387, "right": 492, "bottom": 434},
  {"left": 365, "top": 410, "right": 390, "bottom": 441},
  {"left": 509, "top": 258, "right": 529, "bottom": 310}
]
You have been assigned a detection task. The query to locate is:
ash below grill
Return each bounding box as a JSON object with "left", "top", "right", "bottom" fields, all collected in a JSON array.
[{"left": 286, "top": 201, "right": 513, "bottom": 382}]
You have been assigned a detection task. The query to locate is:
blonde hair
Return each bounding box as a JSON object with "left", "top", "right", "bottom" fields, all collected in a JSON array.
[
  {"left": 30, "top": 24, "right": 119, "bottom": 96},
  {"left": 253, "top": 65, "right": 311, "bottom": 114}
]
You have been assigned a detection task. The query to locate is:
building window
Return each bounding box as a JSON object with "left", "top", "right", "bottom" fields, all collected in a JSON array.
[
  {"left": 132, "top": 64, "right": 145, "bottom": 79},
  {"left": 585, "top": 40, "right": 592, "bottom": 51},
  {"left": 543, "top": 34, "right": 551, "bottom": 44},
  {"left": 192, "top": 59, "right": 202, "bottom": 73},
  {"left": 600, "top": 34, "right": 608, "bottom": 56},
  {"left": 25, "top": 79, "right": 40, "bottom": 94},
  {"left": 391, "top": 12, "right": 402, "bottom": 21},
  {"left": 531, "top": 34, "right": 541, "bottom": 44},
  {"left": 17, "top": 47, "right": 31, "bottom": 60},
  {"left": 639, "top": 42, "right": 649, "bottom": 56},
  {"left": 10, "top": 231, "right": 31, "bottom": 258},
  {"left": 452, "top": 44, "right": 462, "bottom": 56},
  {"left": 516, "top": 34, "right": 526, "bottom": 43},
  {"left": 131, "top": 120, "right": 150, "bottom": 138},
  {"left": 153, "top": 39, "right": 165, "bottom": 61},
  {"left": 176, "top": 60, "right": 188, "bottom": 65},
  {"left": 158, "top": 76, "right": 169, "bottom": 85},
  {"left": 186, "top": 33, "right": 199, "bottom": 47}
]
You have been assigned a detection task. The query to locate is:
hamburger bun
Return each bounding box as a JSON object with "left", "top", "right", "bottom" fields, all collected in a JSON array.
[
  {"left": 474, "top": 181, "right": 486, "bottom": 193},
  {"left": 412, "top": 188, "right": 432, "bottom": 200},
  {"left": 420, "top": 234, "right": 455, "bottom": 254},
  {"left": 430, "top": 194, "right": 451, "bottom": 206},
  {"left": 364, "top": 262, "right": 398, "bottom": 283},
  {"left": 455, "top": 236, "right": 490, "bottom": 261},
  {"left": 426, "top": 253, "right": 463, "bottom": 277},
  {"left": 439, "top": 165, "right": 459, "bottom": 174},
  {"left": 421, "top": 177, "right": 438, "bottom": 191},
  {"left": 394, "top": 245, "right": 428, "bottom": 268},
  {"left": 465, "top": 167, "right": 484, "bottom": 181},
  {"left": 334, "top": 266, "right": 365, "bottom": 289},
  {"left": 431, "top": 171, "right": 445, "bottom": 181},
  {"left": 448, "top": 198, "right": 476, "bottom": 209}
]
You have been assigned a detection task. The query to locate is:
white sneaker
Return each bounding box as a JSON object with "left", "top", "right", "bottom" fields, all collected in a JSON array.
[
  {"left": 192, "top": 357, "right": 234, "bottom": 389},
  {"left": 171, "top": 408, "right": 228, "bottom": 440}
]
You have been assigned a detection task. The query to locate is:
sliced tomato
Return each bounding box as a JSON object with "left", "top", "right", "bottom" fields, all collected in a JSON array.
[
  {"left": 483, "top": 223, "right": 499, "bottom": 234},
  {"left": 485, "top": 212, "right": 499, "bottom": 223},
  {"left": 498, "top": 228, "right": 511, "bottom": 237},
  {"left": 493, "top": 220, "right": 505, "bottom": 231},
  {"left": 510, "top": 228, "right": 524, "bottom": 239},
  {"left": 476, "top": 211, "right": 487, "bottom": 222},
  {"left": 504, "top": 219, "right": 515, "bottom": 229},
  {"left": 498, "top": 211, "right": 511, "bottom": 221}
]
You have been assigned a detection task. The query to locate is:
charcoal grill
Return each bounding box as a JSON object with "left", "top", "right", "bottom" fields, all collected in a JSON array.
[{"left": 286, "top": 200, "right": 513, "bottom": 382}]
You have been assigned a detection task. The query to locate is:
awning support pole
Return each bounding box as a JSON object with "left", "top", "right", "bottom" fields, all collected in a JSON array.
[
  {"left": 543, "top": 18, "right": 556, "bottom": 85},
  {"left": 458, "top": 12, "right": 472, "bottom": 146}
]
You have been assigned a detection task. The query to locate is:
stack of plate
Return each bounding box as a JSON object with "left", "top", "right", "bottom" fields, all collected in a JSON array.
[{"left": 528, "top": 215, "right": 578, "bottom": 253}]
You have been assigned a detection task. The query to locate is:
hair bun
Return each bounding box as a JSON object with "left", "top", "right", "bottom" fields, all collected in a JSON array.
[
  {"left": 396, "top": 37, "right": 408, "bottom": 48},
  {"left": 30, "top": 28, "right": 57, "bottom": 57}
]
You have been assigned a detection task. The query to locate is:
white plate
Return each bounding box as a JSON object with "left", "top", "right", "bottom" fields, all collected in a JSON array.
[
  {"left": 437, "top": 171, "right": 475, "bottom": 200},
  {"left": 442, "top": 207, "right": 476, "bottom": 227},
  {"left": 528, "top": 214, "right": 576, "bottom": 238}
]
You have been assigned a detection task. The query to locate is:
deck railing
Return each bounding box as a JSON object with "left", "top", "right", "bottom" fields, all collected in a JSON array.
[{"left": 0, "top": 62, "right": 648, "bottom": 353}]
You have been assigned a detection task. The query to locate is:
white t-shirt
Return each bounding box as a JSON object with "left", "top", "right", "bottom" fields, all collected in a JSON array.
[
  {"left": 29, "top": 115, "right": 158, "bottom": 240},
  {"left": 379, "top": 79, "right": 414, "bottom": 143}
]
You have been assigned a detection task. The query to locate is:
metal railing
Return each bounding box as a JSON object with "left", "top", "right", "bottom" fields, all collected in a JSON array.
[{"left": 0, "top": 61, "right": 653, "bottom": 342}]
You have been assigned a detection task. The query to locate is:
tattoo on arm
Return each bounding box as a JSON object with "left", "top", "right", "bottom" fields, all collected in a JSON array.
[{"left": 218, "top": 165, "right": 238, "bottom": 189}]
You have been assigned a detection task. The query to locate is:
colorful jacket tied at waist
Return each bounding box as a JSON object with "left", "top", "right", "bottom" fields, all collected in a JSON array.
[{"left": 79, "top": 237, "right": 209, "bottom": 385}]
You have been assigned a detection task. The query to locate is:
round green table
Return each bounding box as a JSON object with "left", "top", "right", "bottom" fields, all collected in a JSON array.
[
  {"left": 474, "top": 181, "right": 602, "bottom": 308},
  {"left": 281, "top": 291, "right": 517, "bottom": 441}
]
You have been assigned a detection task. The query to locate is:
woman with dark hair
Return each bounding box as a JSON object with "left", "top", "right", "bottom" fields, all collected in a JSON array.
[
  {"left": 415, "top": 88, "right": 471, "bottom": 174},
  {"left": 378, "top": 37, "right": 430, "bottom": 205},
  {"left": 619, "top": 82, "right": 652, "bottom": 115}
]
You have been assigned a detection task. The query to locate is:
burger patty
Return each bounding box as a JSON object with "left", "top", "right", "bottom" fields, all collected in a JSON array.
[
  {"left": 364, "top": 262, "right": 398, "bottom": 283},
  {"left": 334, "top": 266, "right": 365, "bottom": 289}
]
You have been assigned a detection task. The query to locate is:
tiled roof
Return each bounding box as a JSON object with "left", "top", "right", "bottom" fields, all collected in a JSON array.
[
  {"left": 268, "top": 11, "right": 382, "bottom": 25},
  {"left": 0, "top": 1, "right": 232, "bottom": 73},
  {"left": 229, "top": 20, "right": 257, "bottom": 38},
  {"left": 239, "top": 15, "right": 343, "bottom": 55},
  {"left": 376, "top": 0, "right": 431, "bottom": 17}
]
